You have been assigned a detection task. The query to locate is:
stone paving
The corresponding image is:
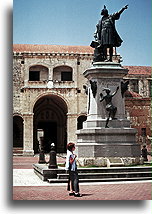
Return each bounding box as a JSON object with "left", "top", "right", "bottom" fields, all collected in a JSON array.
[
  {"left": 13, "top": 156, "right": 152, "bottom": 200},
  {"left": 13, "top": 182, "right": 152, "bottom": 200}
]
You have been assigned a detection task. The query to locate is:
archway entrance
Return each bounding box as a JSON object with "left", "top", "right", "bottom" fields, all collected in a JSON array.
[
  {"left": 13, "top": 116, "right": 23, "bottom": 147},
  {"left": 33, "top": 95, "right": 68, "bottom": 153},
  {"left": 37, "top": 121, "right": 57, "bottom": 152}
]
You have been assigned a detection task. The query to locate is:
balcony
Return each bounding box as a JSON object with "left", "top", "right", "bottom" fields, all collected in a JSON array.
[{"left": 24, "top": 80, "right": 76, "bottom": 89}]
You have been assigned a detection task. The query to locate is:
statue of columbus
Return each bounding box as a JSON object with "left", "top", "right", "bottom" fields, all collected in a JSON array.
[{"left": 91, "top": 5, "right": 128, "bottom": 62}]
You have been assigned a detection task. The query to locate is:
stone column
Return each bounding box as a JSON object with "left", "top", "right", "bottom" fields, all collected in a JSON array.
[
  {"left": 24, "top": 65, "right": 29, "bottom": 87},
  {"left": 47, "top": 68, "right": 54, "bottom": 88},
  {"left": 23, "top": 113, "right": 34, "bottom": 156},
  {"left": 48, "top": 67, "right": 53, "bottom": 81},
  {"left": 67, "top": 113, "right": 77, "bottom": 143}
]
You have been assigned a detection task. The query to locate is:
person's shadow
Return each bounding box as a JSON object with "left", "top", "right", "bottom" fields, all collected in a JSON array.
[{"left": 81, "top": 193, "right": 93, "bottom": 197}]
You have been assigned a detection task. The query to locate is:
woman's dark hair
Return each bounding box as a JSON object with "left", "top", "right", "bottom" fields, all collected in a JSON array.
[{"left": 67, "top": 143, "right": 75, "bottom": 152}]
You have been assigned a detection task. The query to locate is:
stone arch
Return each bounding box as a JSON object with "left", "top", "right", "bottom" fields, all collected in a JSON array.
[
  {"left": 28, "top": 62, "right": 50, "bottom": 71},
  {"left": 33, "top": 94, "right": 68, "bottom": 153},
  {"left": 32, "top": 92, "right": 70, "bottom": 112},
  {"left": 13, "top": 115, "right": 23, "bottom": 148},
  {"left": 13, "top": 112, "right": 23, "bottom": 118},
  {"left": 53, "top": 65, "right": 73, "bottom": 81},
  {"left": 77, "top": 114, "right": 87, "bottom": 130}
]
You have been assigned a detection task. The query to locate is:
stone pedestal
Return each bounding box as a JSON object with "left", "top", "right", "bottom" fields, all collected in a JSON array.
[{"left": 76, "top": 62, "right": 141, "bottom": 166}]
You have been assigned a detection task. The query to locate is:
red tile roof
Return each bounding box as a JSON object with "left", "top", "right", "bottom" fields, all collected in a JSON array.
[
  {"left": 13, "top": 44, "right": 151, "bottom": 75},
  {"left": 124, "top": 66, "right": 151, "bottom": 75},
  {"left": 13, "top": 44, "right": 94, "bottom": 54}
]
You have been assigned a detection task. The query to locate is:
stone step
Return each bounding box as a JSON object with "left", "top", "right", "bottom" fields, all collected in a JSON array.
[
  {"left": 48, "top": 177, "right": 152, "bottom": 184},
  {"left": 13, "top": 147, "right": 23, "bottom": 150},
  {"left": 57, "top": 166, "right": 152, "bottom": 174},
  {"left": 57, "top": 171, "right": 152, "bottom": 179},
  {"left": 33, "top": 163, "right": 152, "bottom": 182},
  {"left": 34, "top": 164, "right": 152, "bottom": 173},
  {"left": 78, "top": 167, "right": 152, "bottom": 173},
  {"left": 13, "top": 147, "right": 23, "bottom": 156}
]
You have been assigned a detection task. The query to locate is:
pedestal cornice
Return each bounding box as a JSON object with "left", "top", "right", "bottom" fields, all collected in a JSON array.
[{"left": 83, "top": 62, "right": 128, "bottom": 79}]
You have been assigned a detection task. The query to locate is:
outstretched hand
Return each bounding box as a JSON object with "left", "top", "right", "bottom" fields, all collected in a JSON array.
[{"left": 124, "top": 4, "right": 128, "bottom": 10}]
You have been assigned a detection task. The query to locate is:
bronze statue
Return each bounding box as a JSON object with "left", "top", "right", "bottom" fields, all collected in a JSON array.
[
  {"left": 100, "top": 86, "right": 119, "bottom": 128},
  {"left": 91, "top": 5, "right": 128, "bottom": 62},
  {"left": 90, "top": 80, "right": 97, "bottom": 98}
]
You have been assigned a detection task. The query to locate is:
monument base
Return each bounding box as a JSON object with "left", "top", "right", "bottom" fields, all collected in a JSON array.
[
  {"left": 76, "top": 62, "right": 141, "bottom": 166},
  {"left": 76, "top": 127, "right": 140, "bottom": 157},
  {"left": 83, "top": 118, "right": 131, "bottom": 128},
  {"left": 77, "top": 157, "right": 144, "bottom": 167}
]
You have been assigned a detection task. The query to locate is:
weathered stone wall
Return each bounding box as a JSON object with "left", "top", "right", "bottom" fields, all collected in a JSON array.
[
  {"left": 125, "top": 98, "right": 152, "bottom": 151},
  {"left": 13, "top": 58, "right": 24, "bottom": 114},
  {"left": 13, "top": 53, "right": 92, "bottom": 154}
]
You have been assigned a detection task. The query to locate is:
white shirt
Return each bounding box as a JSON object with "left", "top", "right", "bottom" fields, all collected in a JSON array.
[{"left": 65, "top": 150, "right": 76, "bottom": 171}]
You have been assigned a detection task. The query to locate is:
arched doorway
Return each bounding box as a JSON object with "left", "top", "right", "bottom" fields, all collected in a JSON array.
[
  {"left": 33, "top": 95, "right": 68, "bottom": 153},
  {"left": 13, "top": 116, "right": 23, "bottom": 147}
]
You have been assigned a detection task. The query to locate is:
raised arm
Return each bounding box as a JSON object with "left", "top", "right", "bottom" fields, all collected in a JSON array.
[
  {"left": 112, "top": 86, "right": 119, "bottom": 97},
  {"left": 118, "top": 5, "right": 128, "bottom": 15}
]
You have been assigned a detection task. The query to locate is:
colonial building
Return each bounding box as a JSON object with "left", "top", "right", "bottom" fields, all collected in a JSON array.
[
  {"left": 13, "top": 44, "right": 151, "bottom": 156},
  {"left": 124, "top": 66, "right": 151, "bottom": 150}
]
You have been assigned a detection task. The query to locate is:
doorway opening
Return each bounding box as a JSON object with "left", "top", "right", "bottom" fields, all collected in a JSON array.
[
  {"left": 37, "top": 121, "right": 57, "bottom": 153},
  {"left": 33, "top": 95, "right": 68, "bottom": 153},
  {"left": 13, "top": 116, "right": 23, "bottom": 148}
]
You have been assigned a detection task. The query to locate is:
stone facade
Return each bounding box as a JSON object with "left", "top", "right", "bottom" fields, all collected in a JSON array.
[
  {"left": 13, "top": 44, "right": 151, "bottom": 156},
  {"left": 124, "top": 66, "right": 152, "bottom": 153},
  {"left": 13, "top": 44, "right": 94, "bottom": 155}
]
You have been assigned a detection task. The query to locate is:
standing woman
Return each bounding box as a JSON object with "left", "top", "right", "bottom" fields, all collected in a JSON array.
[{"left": 65, "top": 143, "right": 82, "bottom": 197}]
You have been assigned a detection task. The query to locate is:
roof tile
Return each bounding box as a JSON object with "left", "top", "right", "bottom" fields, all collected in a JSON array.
[
  {"left": 13, "top": 44, "right": 151, "bottom": 75},
  {"left": 13, "top": 44, "right": 94, "bottom": 54},
  {"left": 124, "top": 66, "right": 151, "bottom": 75}
]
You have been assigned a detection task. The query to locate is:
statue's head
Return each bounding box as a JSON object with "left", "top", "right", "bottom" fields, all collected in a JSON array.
[
  {"left": 103, "top": 88, "right": 111, "bottom": 94},
  {"left": 101, "top": 5, "right": 108, "bottom": 16}
]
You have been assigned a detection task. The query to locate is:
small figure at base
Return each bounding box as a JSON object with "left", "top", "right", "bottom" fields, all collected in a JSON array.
[
  {"left": 141, "top": 145, "right": 148, "bottom": 162},
  {"left": 100, "top": 86, "right": 119, "bottom": 128}
]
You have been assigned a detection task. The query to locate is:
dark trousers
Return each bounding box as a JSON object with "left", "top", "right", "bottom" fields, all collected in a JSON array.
[{"left": 68, "top": 170, "right": 79, "bottom": 193}]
